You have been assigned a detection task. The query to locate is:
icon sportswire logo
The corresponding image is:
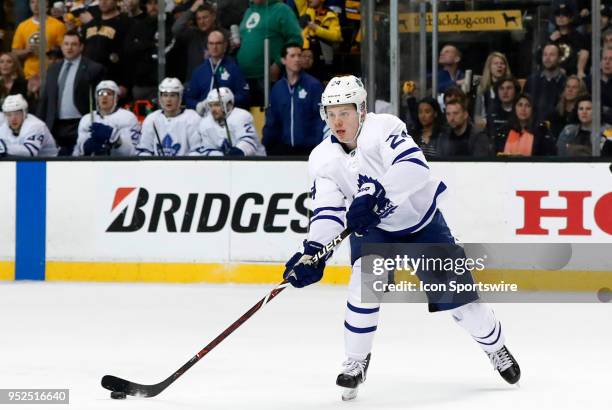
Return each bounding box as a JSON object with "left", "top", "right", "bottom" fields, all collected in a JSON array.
[{"left": 106, "top": 187, "right": 310, "bottom": 234}]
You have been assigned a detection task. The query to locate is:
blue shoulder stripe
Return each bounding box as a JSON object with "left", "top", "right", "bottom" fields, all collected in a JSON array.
[
  {"left": 391, "top": 146, "right": 421, "bottom": 165},
  {"left": 395, "top": 157, "right": 429, "bottom": 169}
]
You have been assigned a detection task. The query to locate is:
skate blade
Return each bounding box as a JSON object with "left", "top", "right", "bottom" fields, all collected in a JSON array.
[{"left": 341, "top": 387, "right": 358, "bottom": 401}]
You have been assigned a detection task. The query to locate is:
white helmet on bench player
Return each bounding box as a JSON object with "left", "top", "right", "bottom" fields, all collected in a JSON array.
[
  {"left": 2, "top": 94, "right": 28, "bottom": 114},
  {"left": 320, "top": 75, "right": 367, "bottom": 141},
  {"left": 95, "top": 80, "right": 120, "bottom": 112},
  {"left": 159, "top": 77, "right": 184, "bottom": 99},
  {"left": 205, "top": 87, "right": 234, "bottom": 115}
]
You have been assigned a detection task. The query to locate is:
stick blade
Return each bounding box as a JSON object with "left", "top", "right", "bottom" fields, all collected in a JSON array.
[{"left": 101, "top": 375, "right": 161, "bottom": 398}]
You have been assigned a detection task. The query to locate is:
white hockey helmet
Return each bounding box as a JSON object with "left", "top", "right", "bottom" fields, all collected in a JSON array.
[
  {"left": 159, "top": 77, "right": 184, "bottom": 98},
  {"left": 320, "top": 75, "right": 368, "bottom": 140},
  {"left": 95, "top": 80, "right": 119, "bottom": 112},
  {"left": 205, "top": 87, "right": 235, "bottom": 114},
  {"left": 2, "top": 94, "right": 28, "bottom": 114}
]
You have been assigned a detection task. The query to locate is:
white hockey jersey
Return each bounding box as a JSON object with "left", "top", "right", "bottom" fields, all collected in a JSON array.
[
  {"left": 137, "top": 109, "right": 202, "bottom": 156},
  {"left": 307, "top": 113, "right": 446, "bottom": 246},
  {"left": 0, "top": 114, "right": 58, "bottom": 157},
  {"left": 196, "top": 107, "right": 266, "bottom": 156},
  {"left": 73, "top": 108, "right": 141, "bottom": 156}
]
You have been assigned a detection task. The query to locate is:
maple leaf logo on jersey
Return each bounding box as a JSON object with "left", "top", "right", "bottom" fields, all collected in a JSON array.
[
  {"left": 157, "top": 134, "right": 181, "bottom": 156},
  {"left": 356, "top": 175, "right": 397, "bottom": 219}
]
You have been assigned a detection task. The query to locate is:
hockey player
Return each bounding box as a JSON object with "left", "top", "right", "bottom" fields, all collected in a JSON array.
[
  {"left": 195, "top": 87, "right": 266, "bottom": 156},
  {"left": 283, "top": 76, "right": 521, "bottom": 400},
  {"left": 136, "top": 78, "right": 202, "bottom": 156},
  {"left": 0, "top": 94, "right": 58, "bottom": 157},
  {"left": 73, "top": 80, "right": 141, "bottom": 156}
]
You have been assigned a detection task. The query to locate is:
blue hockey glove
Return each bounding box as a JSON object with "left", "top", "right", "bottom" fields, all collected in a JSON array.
[
  {"left": 283, "top": 241, "right": 327, "bottom": 288},
  {"left": 227, "top": 146, "right": 245, "bottom": 156},
  {"left": 346, "top": 194, "right": 380, "bottom": 235},
  {"left": 83, "top": 137, "right": 108, "bottom": 156},
  {"left": 0, "top": 139, "right": 6, "bottom": 157},
  {"left": 90, "top": 122, "right": 114, "bottom": 143}
]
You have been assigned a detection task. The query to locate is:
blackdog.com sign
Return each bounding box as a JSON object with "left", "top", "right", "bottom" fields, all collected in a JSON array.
[{"left": 106, "top": 187, "right": 310, "bottom": 234}]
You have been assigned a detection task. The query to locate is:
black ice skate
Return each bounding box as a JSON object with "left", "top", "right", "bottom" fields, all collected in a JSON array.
[
  {"left": 487, "top": 345, "right": 521, "bottom": 385},
  {"left": 336, "top": 353, "right": 371, "bottom": 401}
]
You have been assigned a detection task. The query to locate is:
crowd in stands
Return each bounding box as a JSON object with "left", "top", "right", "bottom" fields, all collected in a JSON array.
[
  {"left": 402, "top": 1, "right": 612, "bottom": 158},
  {"left": 0, "top": 0, "right": 610, "bottom": 158}
]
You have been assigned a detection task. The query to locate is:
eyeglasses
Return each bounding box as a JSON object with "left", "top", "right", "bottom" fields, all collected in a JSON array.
[{"left": 97, "top": 90, "right": 115, "bottom": 97}]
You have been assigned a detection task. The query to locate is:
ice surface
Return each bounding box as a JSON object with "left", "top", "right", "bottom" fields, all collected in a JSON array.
[{"left": 0, "top": 281, "right": 609, "bottom": 409}]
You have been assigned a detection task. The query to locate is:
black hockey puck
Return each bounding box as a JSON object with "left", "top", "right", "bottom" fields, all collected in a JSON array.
[{"left": 110, "top": 391, "right": 127, "bottom": 400}]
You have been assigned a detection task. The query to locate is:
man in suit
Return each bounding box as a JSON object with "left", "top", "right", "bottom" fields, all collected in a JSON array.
[{"left": 37, "top": 30, "right": 106, "bottom": 156}]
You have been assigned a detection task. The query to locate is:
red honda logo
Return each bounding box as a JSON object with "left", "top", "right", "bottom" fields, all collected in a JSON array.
[{"left": 516, "top": 191, "right": 612, "bottom": 236}]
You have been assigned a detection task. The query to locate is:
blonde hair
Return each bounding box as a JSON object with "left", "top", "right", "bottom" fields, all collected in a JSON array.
[
  {"left": 479, "top": 51, "right": 512, "bottom": 94},
  {"left": 556, "top": 75, "right": 587, "bottom": 116},
  {"left": 0, "top": 53, "right": 24, "bottom": 100}
]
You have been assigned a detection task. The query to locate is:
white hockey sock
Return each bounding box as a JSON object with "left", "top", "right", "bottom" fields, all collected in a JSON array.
[
  {"left": 344, "top": 259, "right": 380, "bottom": 360},
  {"left": 451, "top": 302, "right": 505, "bottom": 353}
]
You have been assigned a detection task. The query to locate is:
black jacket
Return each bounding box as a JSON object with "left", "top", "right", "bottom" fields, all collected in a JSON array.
[
  {"left": 437, "top": 122, "right": 490, "bottom": 157},
  {"left": 37, "top": 57, "right": 106, "bottom": 130}
]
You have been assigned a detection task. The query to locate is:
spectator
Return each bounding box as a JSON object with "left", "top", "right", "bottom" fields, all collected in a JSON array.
[
  {"left": 37, "top": 31, "right": 106, "bottom": 156},
  {"left": 549, "top": 3, "right": 590, "bottom": 78},
  {"left": 440, "top": 85, "right": 467, "bottom": 114},
  {"left": 124, "top": 0, "right": 174, "bottom": 100},
  {"left": 122, "top": 0, "right": 145, "bottom": 19},
  {"left": 215, "top": 0, "right": 250, "bottom": 30},
  {"left": 437, "top": 98, "right": 489, "bottom": 157},
  {"left": 604, "top": 28, "right": 612, "bottom": 49},
  {"left": 486, "top": 77, "right": 520, "bottom": 140},
  {"left": 11, "top": 0, "right": 66, "bottom": 95},
  {"left": 601, "top": 4, "right": 612, "bottom": 34},
  {"left": 558, "top": 95, "right": 612, "bottom": 156},
  {"left": 196, "top": 87, "right": 265, "bottom": 156},
  {"left": 172, "top": 1, "right": 224, "bottom": 80},
  {"left": 136, "top": 77, "right": 202, "bottom": 156},
  {"left": 184, "top": 30, "right": 250, "bottom": 112},
  {"left": 586, "top": 47, "right": 612, "bottom": 124},
  {"left": 524, "top": 43, "right": 566, "bottom": 125},
  {"left": 0, "top": 94, "right": 58, "bottom": 157},
  {"left": 73, "top": 80, "right": 140, "bottom": 156},
  {"left": 300, "top": 48, "right": 315, "bottom": 74},
  {"left": 474, "top": 51, "right": 512, "bottom": 127},
  {"left": 409, "top": 96, "right": 445, "bottom": 159},
  {"left": 0, "top": 53, "right": 29, "bottom": 107},
  {"left": 80, "top": 0, "right": 131, "bottom": 96},
  {"left": 548, "top": 75, "right": 587, "bottom": 139},
  {"left": 237, "top": 0, "right": 303, "bottom": 106},
  {"left": 498, "top": 94, "right": 552, "bottom": 156},
  {"left": 50, "top": 2, "right": 66, "bottom": 21},
  {"left": 299, "top": 0, "right": 342, "bottom": 79},
  {"left": 263, "top": 43, "right": 324, "bottom": 156},
  {"left": 436, "top": 44, "right": 464, "bottom": 95}
]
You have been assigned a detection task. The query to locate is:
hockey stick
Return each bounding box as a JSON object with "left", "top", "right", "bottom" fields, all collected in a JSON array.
[
  {"left": 152, "top": 122, "right": 165, "bottom": 157},
  {"left": 101, "top": 228, "right": 351, "bottom": 398}
]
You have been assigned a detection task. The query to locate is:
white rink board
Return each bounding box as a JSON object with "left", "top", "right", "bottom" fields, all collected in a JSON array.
[
  {"left": 45, "top": 161, "right": 612, "bottom": 264},
  {"left": 0, "top": 162, "right": 15, "bottom": 261}
]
